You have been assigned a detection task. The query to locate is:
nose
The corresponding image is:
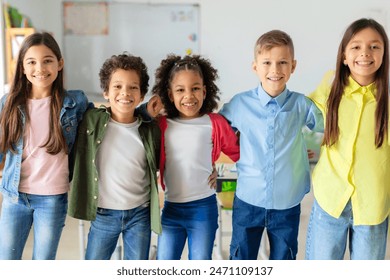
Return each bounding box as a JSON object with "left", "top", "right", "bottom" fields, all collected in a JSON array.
[
  {"left": 121, "top": 88, "right": 130, "bottom": 96},
  {"left": 271, "top": 63, "right": 281, "bottom": 73},
  {"left": 35, "top": 62, "right": 46, "bottom": 71},
  {"left": 183, "top": 89, "right": 194, "bottom": 98},
  {"left": 360, "top": 46, "right": 371, "bottom": 57}
]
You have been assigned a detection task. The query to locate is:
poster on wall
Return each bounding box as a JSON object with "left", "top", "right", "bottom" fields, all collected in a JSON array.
[{"left": 63, "top": 2, "right": 108, "bottom": 35}]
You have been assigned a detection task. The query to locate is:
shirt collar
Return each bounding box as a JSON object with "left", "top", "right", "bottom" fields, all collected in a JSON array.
[
  {"left": 345, "top": 76, "right": 376, "bottom": 98},
  {"left": 257, "top": 84, "right": 289, "bottom": 107}
]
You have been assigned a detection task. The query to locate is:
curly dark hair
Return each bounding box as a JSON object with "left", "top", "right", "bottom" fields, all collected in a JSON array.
[
  {"left": 152, "top": 54, "right": 220, "bottom": 118},
  {"left": 99, "top": 53, "right": 149, "bottom": 97}
]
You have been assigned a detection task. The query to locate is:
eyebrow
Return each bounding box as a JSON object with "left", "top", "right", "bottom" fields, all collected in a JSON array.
[
  {"left": 25, "top": 55, "right": 56, "bottom": 61},
  {"left": 112, "top": 80, "right": 140, "bottom": 85},
  {"left": 350, "top": 39, "right": 383, "bottom": 44},
  {"left": 174, "top": 82, "right": 202, "bottom": 87}
]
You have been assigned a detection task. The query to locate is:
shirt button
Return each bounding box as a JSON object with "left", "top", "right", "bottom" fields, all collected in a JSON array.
[
  {"left": 94, "top": 178, "right": 98, "bottom": 181},
  {"left": 93, "top": 196, "right": 97, "bottom": 200},
  {"left": 92, "top": 159, "right": 95, "bottom": 164},
  {"left": 66, "top": 127, "right": 71, "bottom": 132},
  {"left": 86, "top": 129, "right": 90, "bottom": 133},
  {"left": 104, "top": 123, "right": 107, "bottom": 127},
  {"left": 97, "top": 140, "right": 101, "bottom": 144},
  {"left": 362, "top": 87, "right": 367, "bottom": 93}
]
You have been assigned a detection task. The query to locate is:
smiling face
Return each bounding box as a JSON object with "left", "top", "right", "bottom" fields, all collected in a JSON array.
[
  {"left": 252, "top": 45, "right": 296, "bottom": 97},
  {"left": 23, "top": 44, "right": 63, "bottom": 98},
  {"left": 343, "top": 27, "right": 384, "bottom": 86},
  {"left": 168, "top": 70, "right": 206, "bottom": 119},
  {"left": 103, "top": 69, "right": 143, "bottom": 123}
]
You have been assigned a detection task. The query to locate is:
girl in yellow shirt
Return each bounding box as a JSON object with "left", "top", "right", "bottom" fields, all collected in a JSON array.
[{"left": 306, "top": 18, "right": 390, "bottom": 260}]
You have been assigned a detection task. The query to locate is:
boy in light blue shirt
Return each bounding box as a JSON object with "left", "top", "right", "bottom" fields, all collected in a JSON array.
[{"left": 219, "top": 30, "right": 323, "bottom": 260}]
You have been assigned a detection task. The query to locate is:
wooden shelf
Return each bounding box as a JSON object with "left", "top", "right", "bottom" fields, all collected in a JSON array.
[{"left": 5, "top": 27, "right": 35, "bottom": 83}]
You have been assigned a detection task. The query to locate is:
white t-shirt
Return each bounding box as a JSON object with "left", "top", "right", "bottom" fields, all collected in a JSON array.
[
  {"left": 96, "top": 118, "right": 150, "bottom": 210},
  {"left": 164, "top": 115, "right": 214, "bottom": 203}
]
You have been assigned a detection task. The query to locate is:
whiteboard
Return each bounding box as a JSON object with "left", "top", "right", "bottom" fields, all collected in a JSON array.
[{"left": 63, "top": 2, "right": 200, "bottom": 101}]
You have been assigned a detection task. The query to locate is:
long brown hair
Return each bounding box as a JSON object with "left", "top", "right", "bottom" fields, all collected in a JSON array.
[
  {"left": 0, "top": 32, "right": 67, "bottom": 154},
  {"left": 324, "top": 18, "right": 389, "bottom": 148}
]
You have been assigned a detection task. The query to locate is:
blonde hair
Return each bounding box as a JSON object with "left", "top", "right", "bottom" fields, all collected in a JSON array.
[{"left": 254, "top": 30, "right": 295, "bottom": 59}]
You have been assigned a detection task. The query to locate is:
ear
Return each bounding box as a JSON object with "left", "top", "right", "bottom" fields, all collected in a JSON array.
[
  {"left": 103, "top": 91, "right": 109, "bottom": 100},
  {"left": 58, "top": 58, "right": 64, "bottom": 71},
  {"left": 343, "top": 53, "right": 347, "bottom": 65},
  {"left": 252, "top": 61, "right": 257, "bottom": 73},
  {"left": 168, "top": 89, "right": 174, "bottom": 102},
  {"left": 291, "top": 59, "right": 297, "bottom": 74}
]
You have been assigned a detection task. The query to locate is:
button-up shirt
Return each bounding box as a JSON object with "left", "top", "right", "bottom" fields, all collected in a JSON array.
[
  {"left": 219, "top": 85, "right": 323, "bottom": 209},
  {"left": 309, "top": 74, "right": 390, "bottom": 225}
]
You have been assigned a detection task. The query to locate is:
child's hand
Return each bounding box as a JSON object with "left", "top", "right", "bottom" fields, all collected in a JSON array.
[
  {"left": 307, "top": 149, "right": 315, "bottom": 159},
  {"left": 147, "top": 95, "right": 164, "bottom": 118},
  {"left": 208, "top": 165, "right": 218, "bottom": 189}
]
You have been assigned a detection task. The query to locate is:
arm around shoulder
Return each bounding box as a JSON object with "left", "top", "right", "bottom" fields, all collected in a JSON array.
[
  {"left": 308, "top": 70, "right": 335, "bottom": 110},
  {"left": 211, "top": 113, "right": 240, "bottom": 162}
]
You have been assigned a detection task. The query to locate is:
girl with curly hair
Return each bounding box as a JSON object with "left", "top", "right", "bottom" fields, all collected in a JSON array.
[{"left": 152, "top": 54, "right": 239, "bottom": 260}]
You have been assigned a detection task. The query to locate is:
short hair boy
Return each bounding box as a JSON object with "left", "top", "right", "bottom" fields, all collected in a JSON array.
[
  {"left": 68, "top": 53, "right": 161, "bottom": 260},
  {"left": 219, "top": 30, "right": 323, "bottom": 260}
]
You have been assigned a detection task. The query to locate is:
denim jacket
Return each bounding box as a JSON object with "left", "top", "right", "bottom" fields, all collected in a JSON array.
[
  {"left": 67, "top": 106, "right": 162, "bottom": 234},
  {"left": 0, "top": 90, "right": 89, "bottom": 200}
]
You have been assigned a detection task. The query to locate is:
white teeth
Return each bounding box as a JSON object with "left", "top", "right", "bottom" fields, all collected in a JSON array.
[
  {"left": 356, "top": 61, "right": 372, "bottom": 65},
  {"left": 117, "top": 99, "right": 132, "bottom": 104},
  {"left": 268, "top": 77, "right": 281, "bottom": 81},
  {"left": 183, "top": 102, "right": 195, "bottom": 106}
]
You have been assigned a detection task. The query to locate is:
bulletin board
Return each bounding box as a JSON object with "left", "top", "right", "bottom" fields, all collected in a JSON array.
[
  {"left": 63, "top": 2, "right": 108, "bottom": 35},
  {"left": 63, "top": 2, "right": 200, "bottom": 101}
]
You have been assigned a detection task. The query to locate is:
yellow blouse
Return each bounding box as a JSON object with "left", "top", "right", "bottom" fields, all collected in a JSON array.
[{"left": 309, "top": 73, "right": 390, "bottom": 225}]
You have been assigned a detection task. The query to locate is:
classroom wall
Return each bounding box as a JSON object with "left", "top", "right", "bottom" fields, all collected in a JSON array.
[
  {"left": 0, "top": 0, "right": 5, "bottom": 95},
  {"left": 3, "top": 0, "right": 390, "bottom": 104}
]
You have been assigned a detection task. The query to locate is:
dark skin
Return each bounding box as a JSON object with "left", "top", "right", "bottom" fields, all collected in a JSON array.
[
  {"left": 147, "top": 95, "right": 218, "bottom": 189},
  {"left": 146, "top": 95, "right": 315, "bottom": 189}
]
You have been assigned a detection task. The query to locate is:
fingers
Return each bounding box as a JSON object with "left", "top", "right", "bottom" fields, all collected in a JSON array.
[
  {"left": 307, "top": 149, "right": 315, "bottom": 159},
  {"left": 147, "top": 95, "right": 164, "bottom": 117},
  {"left": 208, "top": 166, "right": 218, "bottom": 189}
]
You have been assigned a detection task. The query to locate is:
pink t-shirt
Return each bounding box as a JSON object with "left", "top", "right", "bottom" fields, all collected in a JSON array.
[{"left": 19, "top": 96, "right": 69, "bottom": 195}]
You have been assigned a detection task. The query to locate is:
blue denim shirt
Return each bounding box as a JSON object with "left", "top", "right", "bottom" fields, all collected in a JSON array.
[{"left": 0, "top": 90, "right": 89, "bottom": 200}]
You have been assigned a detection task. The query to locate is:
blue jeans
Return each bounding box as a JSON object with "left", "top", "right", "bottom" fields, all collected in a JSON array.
[
  {"left": 305, "top": 199, "right": 388, "bottom": 260},
  {"left": 0, "top": 192, "right": 67, "bottom": 260},
  {"left": 229, "top": 195, "right": 301, "bottom": 260},
  {"left": 85, "top": 201, "right": 151, "bottom": 260},
  {"left": 157, "top": 194, "right": 218, "bottom": 260}
]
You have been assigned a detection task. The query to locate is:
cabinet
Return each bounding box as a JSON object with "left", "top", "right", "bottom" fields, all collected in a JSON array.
[{"left": 5, "top": 28, "right": 34, "bottom": 83}]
